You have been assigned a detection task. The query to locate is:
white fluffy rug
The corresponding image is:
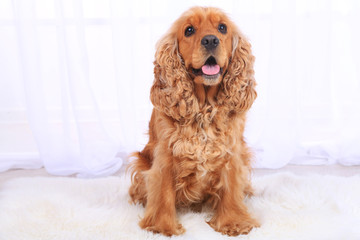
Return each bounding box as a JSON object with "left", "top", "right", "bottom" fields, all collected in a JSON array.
[{"left": 1, "top": 173, "right": 360, "bottom": 240}]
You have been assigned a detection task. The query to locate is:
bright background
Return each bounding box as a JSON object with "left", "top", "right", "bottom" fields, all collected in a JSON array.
[{"left": 1, "top": 0, "right": 359, "bottom": 176}]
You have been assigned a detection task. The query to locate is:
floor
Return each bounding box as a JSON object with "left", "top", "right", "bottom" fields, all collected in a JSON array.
[
  {"left": 253, "top": 164, "right": 360, "bottom": 177},
  {"left": 1, "top": 164, "right": 360, "bottom": 184}
]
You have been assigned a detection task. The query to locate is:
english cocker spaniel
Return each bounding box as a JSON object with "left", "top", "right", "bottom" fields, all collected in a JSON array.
[{"left": 129, "top": 6, "right": 258, "bottom": 236}]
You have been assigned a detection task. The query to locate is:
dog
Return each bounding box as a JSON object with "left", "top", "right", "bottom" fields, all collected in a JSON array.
[{"left": 128, "top": 6, "right": 258, "bottom": 236}]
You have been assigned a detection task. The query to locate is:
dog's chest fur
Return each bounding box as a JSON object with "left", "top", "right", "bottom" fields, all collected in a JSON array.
[
  {"left": 169, "top": 107, "right": 241, "bottom": 206},
  {"left": 171, "top": 108, "right": 236, "bottom": 160}
]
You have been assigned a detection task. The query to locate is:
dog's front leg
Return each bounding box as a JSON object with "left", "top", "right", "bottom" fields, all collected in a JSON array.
[
  {"left": 208, "top": 162, "right": 259, "bottom": 236},
  {"left": 139, "top": 144, "right": 185, "bottom": 236}
]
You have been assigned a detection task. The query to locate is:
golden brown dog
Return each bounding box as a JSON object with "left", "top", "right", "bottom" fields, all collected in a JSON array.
[{"left": 129, "top": 6, "right": 258, "bottom": 236}]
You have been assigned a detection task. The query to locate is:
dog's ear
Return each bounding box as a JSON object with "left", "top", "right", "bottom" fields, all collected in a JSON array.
[
  {"left": 218, "top": 30, "right": 257, "bottom": 113},
  {"left": 150, "top": 32, "right": 198, "bottom": 121}
]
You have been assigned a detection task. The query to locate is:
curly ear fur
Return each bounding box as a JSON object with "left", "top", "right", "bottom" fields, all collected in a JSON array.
[
  {"left": 217, "top": 30, "right": 257, "bottom": 113},
  {"left": 151, "top": 33, "right": 198, "bottom": 121}
]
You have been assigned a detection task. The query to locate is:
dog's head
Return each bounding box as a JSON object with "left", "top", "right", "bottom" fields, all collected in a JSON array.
[{"left": 151, "top": 7, "right": 256, "bottom": 120}]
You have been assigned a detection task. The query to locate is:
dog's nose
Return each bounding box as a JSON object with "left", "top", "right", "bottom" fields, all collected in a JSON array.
[{"left": 201, "top": 35, "right": 219, "bottom": 50}]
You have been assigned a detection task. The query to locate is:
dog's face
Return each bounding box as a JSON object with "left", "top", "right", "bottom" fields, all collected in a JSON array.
[{"left": 176, "top": 8, "right": 234, "bottom": 86}]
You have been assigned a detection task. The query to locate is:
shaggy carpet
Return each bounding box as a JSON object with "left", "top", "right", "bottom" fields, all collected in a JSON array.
[{"left": 0, "top": 173, "right": 359, "bottom": 240}]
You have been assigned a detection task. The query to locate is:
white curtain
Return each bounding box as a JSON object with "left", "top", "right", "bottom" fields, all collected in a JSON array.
[
  {"left": 0, "top": 0, "right": 359, "bottom": 176},
  {"left": 244, "top": 0, "right": 360, "bottom": 168}
]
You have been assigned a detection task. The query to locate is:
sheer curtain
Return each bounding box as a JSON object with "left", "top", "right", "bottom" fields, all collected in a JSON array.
[
  {"left": 244, "top": 0, "right": 360, "bottom": 168},
  {"left": 5, "top": 0, "right": 125, "bottom": 177},
  {"left": 0, "top": 0, "right": 359, "bottom": 176}
]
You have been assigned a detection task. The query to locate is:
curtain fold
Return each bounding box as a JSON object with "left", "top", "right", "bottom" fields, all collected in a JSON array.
[
  {"left": 244, "top": 0, "right": 360, "bottom": 168},
  {"left": 11, "top": 0, "right": 123, "bottom": 177}
]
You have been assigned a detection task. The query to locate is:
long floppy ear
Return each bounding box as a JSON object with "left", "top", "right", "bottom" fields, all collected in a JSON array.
[
  {"left": 150, "top": 32, "right": 198, "bottom": 121},
  {"left": 218, "top": 30, "right": 257, "bottom": 113}
]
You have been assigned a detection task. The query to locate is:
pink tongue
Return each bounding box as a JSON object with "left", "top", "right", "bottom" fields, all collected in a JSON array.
[{"left": 202, "top": 64, "right": 220, "bottom": 75}]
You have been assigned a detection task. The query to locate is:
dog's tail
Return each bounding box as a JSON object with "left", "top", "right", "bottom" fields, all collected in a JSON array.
[
  {"left": 127, "top": 147, "right": 153, "bottom": 205},
  {"left": 127, "top": 150, "right": 152, "bottom": 178}
]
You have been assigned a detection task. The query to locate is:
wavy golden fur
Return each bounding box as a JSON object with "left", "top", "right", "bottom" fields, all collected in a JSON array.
[{"left": 128, "top": 7, "right": 258, "bottom": 236}]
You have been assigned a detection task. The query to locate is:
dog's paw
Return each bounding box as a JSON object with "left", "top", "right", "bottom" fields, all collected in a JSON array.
[
  {"left": 139, "top": 217, "right": 185, "bottom": 236},
  {"left": 208, "top": 216, "right": 259, "bottom": 236}
]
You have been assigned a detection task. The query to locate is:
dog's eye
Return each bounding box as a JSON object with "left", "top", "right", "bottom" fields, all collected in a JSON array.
[
  {"left": 218, "top": 24, "right": 227, "bottom": 34},
  {"left": 185, "top": 26, "right": 195, "bottom": 37}
]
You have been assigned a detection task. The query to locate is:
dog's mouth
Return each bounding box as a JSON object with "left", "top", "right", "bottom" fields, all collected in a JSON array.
[{"left": 192, "top": 56, "right": 222, "bottom": 80}]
